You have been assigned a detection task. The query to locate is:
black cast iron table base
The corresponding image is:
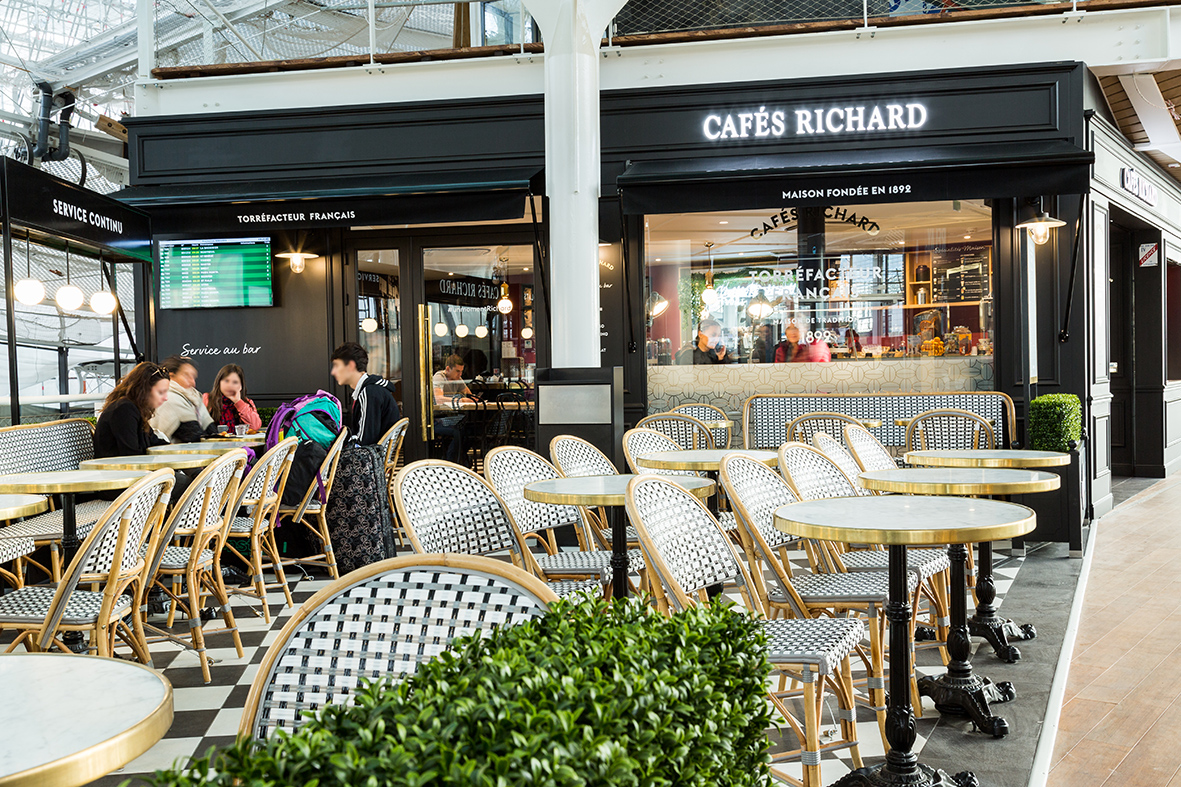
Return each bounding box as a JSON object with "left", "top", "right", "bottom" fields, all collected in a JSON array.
[
  {"left": 831, "top": 762, "right": 979, "bottom": 787},
  {"left": 972, "top": 539, "right": 1037, "bottom": 662},
  {"left": 917, "top": 673, "right": 1014, "bottom": 737},
  {"left": 60, "top": 493, "right": 88, "bottom": 653},
  {"left": 606, "top": 506, "right": 629, "bottom": 600}
]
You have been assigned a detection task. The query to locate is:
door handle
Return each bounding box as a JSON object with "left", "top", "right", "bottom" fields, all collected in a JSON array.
[{"left": 419, "top": 304, "right": 434, "bottom": 440}]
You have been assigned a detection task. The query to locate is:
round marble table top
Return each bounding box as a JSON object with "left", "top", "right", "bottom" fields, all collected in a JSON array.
[
  {"left": 524, "top": 474, "right": 716, "bottom": 506},
  {"left": 860, "top": 468, "right": 1060, "bottom": 496},
  {"left": 149, "top": 441, "right": 256, "bottom": 454},
  {"left": 81, "top": 454, "right": 222, "bottom": 471},
  {"left": 0, "top": 653, "right": 172, "bottom": 787},
  {"left": 905, "top": 449, "right": 1069, "bottom": 468},
  {"left": 697, "top": 419, "right": 734, "bottom": 430},
  {"left": 0, "top": 470, "right": 147, "bottom": 494},
  {"left": 0, "top": 494, "right": 48, "bottom": 520},
  {"left": 635, "top": 449, "right": 778, "bottom": 471},
  {"left": 774, "top": 495, "right": 1036, "bottom": 546}
]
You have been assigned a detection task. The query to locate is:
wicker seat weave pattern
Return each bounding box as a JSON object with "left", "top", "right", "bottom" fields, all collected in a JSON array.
[
  {"left": 636, "top": 414, "right": 714, "bottom": 451},
  {"left": 536, "top": 548, "right": 645, "bottom": 574},
  {"left": 627, "top": 477, "right": 740, "bottom": 596},
  {"left": 783, "top": 570, "right": 917, "bottom": 605},
  {"left": 0, "top": 536, "right": 34, "bottom": 563},
  {"left": 0, "top": 584, "right": 133, "bottom": 626},
  {"left": 0, "top": 500, "right": 106, "bottom": 541},
  {"left": 761, "top": 617, "right": 865, "bottom": 676},
  {"left": 397, "top": 464, "right": 519, "bottom": 557},
  {"left": 550, "top": 436, "right": 617, "bottom": 478},
  {"left": 0, "top": 419, "right": 94, "bottom": 474},
  {"left": 485, "top": 449, "right": 582, "bottom": 535},
  {"left": 623, "top": 429, "right": 703, "bottom": 478},
  {"left": 171, "top": 459, "right": 240, "bottom": 536},
  {"left": 778, "top": 444, "right": 859, "bottom": 501},
  {"left": 722, "top": 455, "right": 798, "bottom": 550},
  {"left": 844, "top": 426, "right": 898, "bottom": 473},
  {"left": 812, "top": 433, "right": 874, "bottom": 497},
  {"left": 380, "top": 420, "right": 409, "bottom": 464},
  {"left": 251, "top": 566, "right": 552, "bottom": 740},
  {"left": 672, "top": 404, "right": 731, "bottom": 449},
  {"left": 239, "top": 444, "right": 293, "bottom": 503},
  {"left": 839, "top": 548, "right": 951, "bottom": 582}
]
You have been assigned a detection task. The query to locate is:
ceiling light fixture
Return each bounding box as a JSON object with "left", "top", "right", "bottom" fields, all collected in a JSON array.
[
  {"left": 454, "top": 324, "right": 470, "bottom": 338},
  {"left": 521, "top": 327, "right": 534, "bottom": 339},
  {"left": 90, "top": 252, "right": 118, "bottom": 315},
  {"left": 360, "top": 317, "right": 378, "bottom": 333},
  {"left": 747, "top": 288, "right": 773, "bottom": 319},
  {"left": 474, "top": 325, "right": 489, "bottom": 338},
  {"left": 434, "top": 322, "right": 449, "bottom": 337},
  {"left": 55, "top": 242, "right": 83, "bottom": 311},
  {"left": 700, "top": 241, "right": 718, "bottom": 305},
  {"left": 497, "top": 283, "right": 513, "bottom": 314},
  {"left": 14, "top": 236, "right": 44, "bottom": 306}
]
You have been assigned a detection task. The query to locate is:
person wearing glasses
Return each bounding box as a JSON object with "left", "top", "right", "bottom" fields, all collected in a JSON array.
[
  {"left": 93, "top": 362, "right": 172, "bottom": 458},
  {"left": 150, "top": 355, "right": 216, "bottom": 443}
]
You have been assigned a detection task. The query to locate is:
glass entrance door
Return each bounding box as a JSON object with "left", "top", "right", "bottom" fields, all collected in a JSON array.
[
  {"left": 356, "top": 249, "right": 403, "bottom": 415},
  {"left": 420, "top": 244, "right": 537, "bottom": 465}
]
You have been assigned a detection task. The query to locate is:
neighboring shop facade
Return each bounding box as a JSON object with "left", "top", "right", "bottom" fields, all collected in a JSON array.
[{"left": 121, "top": 59, "right": 1181, "bottom": 516}]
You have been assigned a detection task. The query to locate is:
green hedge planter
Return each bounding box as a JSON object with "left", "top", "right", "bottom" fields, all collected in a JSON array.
[
  {"left": 1028, "top": 394, "right": 1082, "bottom": 453},
  {"left": 145, "top": 595, "right": 774, "bottom": 787}
]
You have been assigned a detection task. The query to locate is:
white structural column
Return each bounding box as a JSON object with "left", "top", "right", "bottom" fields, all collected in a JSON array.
[
  {"left": 137, "top": 0, "right": 155, "bottom": 79},
  {"left": 523, "top": 0, "right": 627, "bottom": 368}
]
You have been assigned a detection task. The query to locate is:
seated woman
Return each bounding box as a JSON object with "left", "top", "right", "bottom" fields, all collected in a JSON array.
[
  {"left": 93, "top": 362, "right": 172, "bottom": 458},
  {"left": 150, "top": 355, "right": 214, "bottom": 443},
  {"left": 203, "top": 364, "right": 263, "bottom": 432}
]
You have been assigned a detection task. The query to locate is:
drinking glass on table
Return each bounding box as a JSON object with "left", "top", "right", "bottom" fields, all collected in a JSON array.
[{"left": 235, "top": 424, "right": 248, "bottom": 436}]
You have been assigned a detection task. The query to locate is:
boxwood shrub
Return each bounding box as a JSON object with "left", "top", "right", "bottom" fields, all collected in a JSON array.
[
  {"left": 1028, "top": 393, "right": 1082, "bottom": 453},
  {"left": 146, "top": 595, "right": 773, "bottom": 787}
]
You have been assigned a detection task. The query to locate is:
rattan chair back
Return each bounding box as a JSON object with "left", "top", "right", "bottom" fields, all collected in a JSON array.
[
  {"left": 622, "top": 428, "right": 703, "bottom": 477},
  {"left": 906, "top": 408, "right": 996, "bottom": 451},
  {"left": 484, "top": 446, "right": 586, "bottom": 538},
  {"left": 786, "top": 412, "right": 863, "bottom": 445},
  {"left": 672, "top": 403, "right": 731, "bottom": 449},
  {"left": 549, "top": 435, "right": 617, "bottom": 477},
  {"left": 843, "top": 424, "right": 897, "bottom": 473},
  {"left": 777, "top": 442, "right": 860, "bottom": 501},
  {"left": 240, "top": 554, "right": 557, "bottom": 740},
  {"left": 811, "top": 432, "right": 874, "bottom": 496},
  {"left": 636, "top": 413, "right": 715, "bottom": 451}
]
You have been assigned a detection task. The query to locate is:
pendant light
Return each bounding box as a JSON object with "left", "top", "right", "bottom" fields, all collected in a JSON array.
[
  {"left": 55, "top": 242, "right": 84, "bottom": 311},
  {"left": 520, "top": 327, "right": 534, "bottom": 340},
  {"left": 699, "top": 241, "right": 718, "bottom": 305},
  {"left": 747, "top": 288, "right": 773, "bottom": 319},
  {"left": 14, "top": 237, "right": 45, "bottom": 306},
  {"left": 434, "top": 322, "right": 449, "bottom": 337},
  {"left": 89, "top": 253, "right": 118, "bottom": 315},
  {"left": 454, "top": 324, "right": 470, "bottom": 338},
  {"left": 495, "top": 255, "right": 513, "bottom": 314},
  {"left": 360, "top": 318, "right": 378, "bottom": 333},
  {"left": 646, "top": 291, "right": 669, "bottom": 319},
  {"left": 1015, "top": 197, "right": 1065, "bottom": 246},
  {"left": 474, "top": 324, "right": 489, "bottom": 339}
]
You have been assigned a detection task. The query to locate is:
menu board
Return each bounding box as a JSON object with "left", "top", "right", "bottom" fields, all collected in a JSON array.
[
  {"left": 931, "top": 247, "right": 990, "bottom": 303},
  {"left": 159, "top": 237, "right": 274, "bottom": 309}
]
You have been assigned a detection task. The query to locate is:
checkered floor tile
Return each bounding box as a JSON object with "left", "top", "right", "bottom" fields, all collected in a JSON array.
[{"left": 5, "top": 543, "right": 1024, "bottom": 787}]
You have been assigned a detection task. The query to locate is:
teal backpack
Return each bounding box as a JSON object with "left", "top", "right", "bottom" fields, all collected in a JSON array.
[{"left": 266, "top": 391, "right": 342, "bottom": 450}]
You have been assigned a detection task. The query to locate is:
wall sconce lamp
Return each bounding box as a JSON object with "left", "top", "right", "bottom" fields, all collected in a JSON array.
[
  {"left": 646, "top": 291, "right": 669, "bottom": 319},
  {"left": 1016, "top": 198, "right": 1065, "bottom": 246},
  {"left": 276, "top": 251, "right": 316, "bottom": 273}
]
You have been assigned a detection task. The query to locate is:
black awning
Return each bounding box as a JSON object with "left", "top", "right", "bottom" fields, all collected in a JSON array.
[
  {"left": 112, "top": 167, "right": 543, "bottom": 228},
  {"left": 617, "top": 141, "right": 1093, "bottom": 214}
]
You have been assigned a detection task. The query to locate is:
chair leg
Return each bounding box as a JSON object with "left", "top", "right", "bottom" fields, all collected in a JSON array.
[
  {"left": 839, "top": 656, "right": 863, "bottom": 769},
  {"left": 802, "top": 674, "right": 822, "bottom": 787},
  {"left": 50, "top": 542, "right": 61, "bottom": 582},
  {"left": 264, "top": 528, "right": 295, "bottom": 609},
  {"left": 867, "top": 607, "right": 887, "bottom": 747},
  {"left": 249, "top": 533, "right": 270, "bottom": 624},
  {"left": 166, "top": 575, "right": 182, "bottom": 627},
  {"left": 186, "top": 566, "right": 213, "bottom": 683},
  {"left": 317, "top": 512, "right": 339, "bottom": 580}
]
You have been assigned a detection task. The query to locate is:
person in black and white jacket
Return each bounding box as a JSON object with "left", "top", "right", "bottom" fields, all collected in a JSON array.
[{"left": 330, "top": 342, "right": 400, "bottom": 445}]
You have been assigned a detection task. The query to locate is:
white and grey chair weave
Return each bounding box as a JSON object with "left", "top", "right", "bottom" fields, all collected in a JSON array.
[
  {"left": 242, "top": 555, "right": 558, "bottom": 741},
  {"left": 844, "top": 425, "right": 900, "bottom": 473},
  {"left": 812, "top": 432, "right": 875, "bottom": 497},
  {"left": 672, "top": 403, "right": 732, "bottom": 449},
  {"left": 549, "top": 435, "right": 618, "bottom": 478},
  {"left": 906, "top": 409, "right": 996, "bottom": 452},
  {"left": 787, "top": 412, "right": 864, "bottom": 445},
  {"left": 778, "top": 442, "right": 861, "bottom": 501},
  {"left": 636, "top": 413, "right": 715, "bottom": 451},
  {"left": 622, "top": 428, "right": 703, "bottom": 478}
]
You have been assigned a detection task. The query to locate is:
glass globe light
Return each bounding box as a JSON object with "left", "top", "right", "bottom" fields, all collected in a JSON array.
[
  {"left": 90, "top": 290, "right": 118, "bottom": 315},
  {"left": 474, "top": 325, "right": 489, "bottom": 338},
  {"left": 455, "top": 324, "right": 469, "bottom": 338},
  {"left": 55, "top": 284, "right": 84, "bottom": 311},
  {"left": 434, "top": 322, "right": 449, "bottom": 337},
  {"left": 14, "top": 278, "right": 45, "bottom": 305},
  {"left": 521, "top": 327, "right": 534, "bottom": 339},
  {"left": 360, "top": 317, "right": 378, "bottom": 333}
]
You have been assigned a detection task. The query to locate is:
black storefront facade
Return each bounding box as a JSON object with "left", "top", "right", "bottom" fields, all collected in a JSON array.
[{"left": 119, "top": 60, "right": 1116, "bottom": 502}]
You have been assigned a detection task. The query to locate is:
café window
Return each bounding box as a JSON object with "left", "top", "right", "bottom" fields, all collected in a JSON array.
[{"left": 644, "top": 200, "right": 995, "bottom": 391}]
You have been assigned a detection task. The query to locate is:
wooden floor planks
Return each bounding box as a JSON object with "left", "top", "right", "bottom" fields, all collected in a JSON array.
[{"left": 1048, "top": 476, "right": 1181, "bottom": 787}]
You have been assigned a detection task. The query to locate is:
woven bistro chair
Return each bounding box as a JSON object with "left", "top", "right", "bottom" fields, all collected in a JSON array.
[
  {"left": 224, "top": 438, "right": 300, "bottom": 623},
  {"left": 844, "top": 424, "right": 900, "bottom": 473},
  {"left": 393, "top": 459, "right": 602, "bottom": 601},
  {"left": 905, "top": 408, "right": 996, "bottom": 452},
  {"left": 240, "top": 554, "right": 558, "bottom": 741},
  {"left": 720, "top": 453, "right": 918, "bottom": 740},
  {"left": 672, "top": 402, "right": 732, "bottom": 449},
  {"left": 484, "top": 446, "right": 646, "bottom": 594},
  {"left": 811, "top": 432, "right": 874, "bottom": 496},
  {"left": 379, "top": 418, "right": 411, "bottom": 548},
  {"left": 276, "top": 431, "right": 348, "bottom": 579},
  {"left": 623, "top": 427, "right": 738, "bottom": 533},
  {"left": 548, "top": 434, "right": 640, "bottom": 548},
  {"left": 0, "top": 470, "right": 174, "bottom": 661},
  {"left": 624, "top": 474, "right": 866, "bottom": 787},
  {"left": 777, "top": 443, "right": 951, "bottom": 647},
  {"left": 636, "top": 413, "right": 715, "bottom": 451},
  {"left": 0, "top": 535, "right": 36, "bottom": 589},
  {"left": 786, "top": 412, "right": 864, "bottom": 445},
  {"left": 143, "top": 450, "right": 247, "bottom": 683}
]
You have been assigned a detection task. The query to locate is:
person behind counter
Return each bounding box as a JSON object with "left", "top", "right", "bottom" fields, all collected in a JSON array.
[
  {"left": 203, "top": 364, "right": 263, "bottom": 432},
  {"left": 676, "top": 319, "right": 731, "bottom": 365},
  {"left": 749, "top": 323, "right": 777, "bottom": 364},
  {"left": 774, "top": 324, "right": 801, "bottom": 363},
  {"left": 94, "top": 362, "right": 172, "bottom": 457},
  {"left": 330, "top": 341, "right": 401, "bottom": 446},
  {"left": 150, "top": 355, "right": 215, "bottom": 442}
]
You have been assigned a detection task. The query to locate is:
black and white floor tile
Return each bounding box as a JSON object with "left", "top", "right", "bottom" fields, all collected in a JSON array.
[{"left": 64, "top": 546, "right": 1026, "bottom": 787}]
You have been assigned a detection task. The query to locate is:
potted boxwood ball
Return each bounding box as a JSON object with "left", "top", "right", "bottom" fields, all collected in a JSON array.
[{"left": 1017, "top": 393, "right": 1086, "bottom": 551}]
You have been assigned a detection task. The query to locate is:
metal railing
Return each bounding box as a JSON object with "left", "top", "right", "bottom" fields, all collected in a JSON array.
[{"left": 145, "top": 0, "right": 1106, "bottom": 77}]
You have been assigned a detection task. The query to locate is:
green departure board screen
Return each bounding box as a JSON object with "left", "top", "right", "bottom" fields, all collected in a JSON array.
[{"left": 159, "top": 237, "right": 274, "bottom": 309}]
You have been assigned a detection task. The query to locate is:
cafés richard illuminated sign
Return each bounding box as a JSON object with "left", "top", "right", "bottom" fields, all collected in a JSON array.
[
  {"left": 1120, "top": 168, "right": 1158, "bottom": 208},
  {"left": 702, "top": 102, "right": 928, "bottom": 140}
]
